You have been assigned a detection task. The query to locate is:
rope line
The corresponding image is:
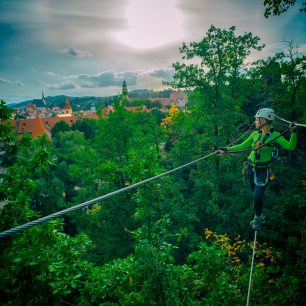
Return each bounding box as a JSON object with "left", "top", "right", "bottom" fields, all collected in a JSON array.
[
  {"left": 275, "top": 114, "right": 306, "bottom": 127},
  {"left": 246, "top": 229, "right": 258, "bottom": 306},
  {"left": 0, "top": 152, "right": 216, "bottom": 238},
  {"left": 225, "top": 123, "right": 255, "bottom": 148}
]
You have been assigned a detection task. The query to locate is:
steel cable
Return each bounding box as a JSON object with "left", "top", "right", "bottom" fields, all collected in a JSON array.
[
  {"left": 0, "top": 152, "right": 216, "bottom": 238},
  {"left": 246, "top": 229, "right": 258, "bottom": 306}
]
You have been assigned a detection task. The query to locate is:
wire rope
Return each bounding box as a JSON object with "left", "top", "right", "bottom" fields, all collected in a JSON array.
[
  {"left": 246, "top": 229, "right": 258, "bottom": 306},
  {"left": 0, "top": 151, "right": 216, "bottom": 238},
  {"left": 225, "top": 123, "right": 255, "bottom": 148},
  {"left": 275, "top": 114, "right": 306, "bottom": 127}
]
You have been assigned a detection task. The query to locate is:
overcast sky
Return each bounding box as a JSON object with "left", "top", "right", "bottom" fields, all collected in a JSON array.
[{"left": 1, "top": 0, "right": 305, "bottom": 103}]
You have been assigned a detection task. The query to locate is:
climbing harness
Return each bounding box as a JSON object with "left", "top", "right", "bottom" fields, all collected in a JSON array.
[
  {"left": 254, "top": 128, "right": 275, "bottom": 161},
  {"left": 253, "top": 167, "right": 269, "bottom": 187},
  {"left": 269, "top": 168, "right": 276, "bottom": 181},
  {"left": 271, "top": 146, "right": 279, "bottom": 160},
  {"left": 246, "top": 230, "right": 258, "bottom": 306}
]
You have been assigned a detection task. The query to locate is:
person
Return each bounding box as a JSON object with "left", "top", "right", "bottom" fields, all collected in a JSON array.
[{"left": 216, "top": 108, "right": 297, "bottom": 230}]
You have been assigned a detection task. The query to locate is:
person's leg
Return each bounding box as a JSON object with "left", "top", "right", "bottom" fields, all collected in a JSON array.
[
  {"left": 250, "top": 167, "right": 269, "bottom": 229},
  {"left": 246, "top": 164, "right": 255, "bottom": 192},
  {"left": 253, "top": 184, "right": 268, "bottom": 216}
]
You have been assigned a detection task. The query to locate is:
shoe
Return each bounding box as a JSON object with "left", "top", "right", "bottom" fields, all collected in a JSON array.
[{"left": 250, "top": 216, "right": 261, "bottom": 230}]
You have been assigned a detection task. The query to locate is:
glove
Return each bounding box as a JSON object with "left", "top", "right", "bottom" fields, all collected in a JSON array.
[
  {"left": 289, "top": 122, "right": 297, "bottom": 133},
  {"left": 215, "top": 147, "right": 228, "bottom": 155}
]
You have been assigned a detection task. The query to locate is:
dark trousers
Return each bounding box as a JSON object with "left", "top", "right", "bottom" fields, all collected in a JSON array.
[{"left": 247, "top": 164, "right": 269, "bottom": 216}]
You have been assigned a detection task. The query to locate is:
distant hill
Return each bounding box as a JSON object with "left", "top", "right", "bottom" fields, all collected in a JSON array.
[
  {"left": 8, "top": 89, "right": 175, "bottom": 110},
  {"left": 8, "top": 95, "right": 112, "bottom": 111}
]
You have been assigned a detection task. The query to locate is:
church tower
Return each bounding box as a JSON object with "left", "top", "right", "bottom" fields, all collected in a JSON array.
[
  {"left": 64, "top": 97, "right": 72, "bottom": 115},
  {"left": 122, "top": 79, "right": 128, "bottom": 100},
  {"left": 42, "top": 90, "right": 47, "bottom": 106}
]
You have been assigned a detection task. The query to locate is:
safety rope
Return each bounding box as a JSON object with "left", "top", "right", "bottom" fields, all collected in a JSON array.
[
  {"left": 246, "top": 230, "right": 258, "bottom": 306},
  {"left": 275, "top": 114, "right": 306, "bottom": 127},
  {"left": 225, "top": 123, "right": 255, "bottom": 148},
  {"left": 0, "top": 152, "right": 216, "bottom": 238}
]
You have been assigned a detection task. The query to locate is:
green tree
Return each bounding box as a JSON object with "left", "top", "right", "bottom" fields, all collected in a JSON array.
[
  {"left": 167, "top": 25, "right": 264, "bottom": 169},
  {"left": 51, "top": 120, "right": 71, "bottom": 146},
  {"left": 72, "top": 118, "right": 99, "bottom": 139},
  {"left": 263, "top": 0, "right": 306, "bottom": 17},
  {"left": 0, "top": 221, "right": 92, "bottom": 305},
  {"left": 162, "top": 26, "right": 264, "bottom": 238},
  {"left": 0, "top": 100, "right": 17, "bottom": 165}
]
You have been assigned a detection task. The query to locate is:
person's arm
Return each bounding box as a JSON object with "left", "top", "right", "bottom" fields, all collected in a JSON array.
[
  {"left": 216, "top": 132, "right": 256, "bottom": 154},
  {"left": 227, "top": 132, "right": 256, "bottom": 151},
  {"left": 275, "top": 131, "right": 297, "bottom": 150}
]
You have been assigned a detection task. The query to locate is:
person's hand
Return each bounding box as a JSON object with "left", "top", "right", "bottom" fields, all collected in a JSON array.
[
  {"left": 289, "top": 122, "right": 297, "bottom": 133},
  {"left": 215, "top": 147, "right": 228, "bottom": 155}
]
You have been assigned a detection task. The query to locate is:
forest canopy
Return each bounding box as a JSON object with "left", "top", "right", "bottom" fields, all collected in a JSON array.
[{"left": 0, "top": 24, "right": 305, "bottom": 305}]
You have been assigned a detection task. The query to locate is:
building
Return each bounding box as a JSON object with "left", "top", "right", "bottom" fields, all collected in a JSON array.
[
  {"left": 122, "top": 79, "right": 128, "bottom": 100},
  {"left": 11, "top": 115, "right": 48, "bottom": 139},
  {"left": 11, "top": 94, "right": 99, "bottom": 139},
  {"left": 10, "top": 114, "right": 99, "bottom": 139},
  {"left": 122, "top": 80, "right": 188, "bottom": 111},
  {"left": 63, "top": 97, "right": 73, "bottom": 115}
]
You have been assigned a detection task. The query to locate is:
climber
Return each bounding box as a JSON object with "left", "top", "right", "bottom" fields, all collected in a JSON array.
[{"left": 216, "top": 108, "right": 297, "bottom": 230}]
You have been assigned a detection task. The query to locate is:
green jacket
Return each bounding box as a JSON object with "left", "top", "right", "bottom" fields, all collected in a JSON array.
[{"left": 228, "top": 130, "right": 297, "bottom": 166}]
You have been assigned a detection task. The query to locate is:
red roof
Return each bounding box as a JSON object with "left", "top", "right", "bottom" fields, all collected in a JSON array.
[
  {"left": 11, "top": 116, "right": 47, "bottom": 138},
  {"left": 26, "top": 103, "right": 37, "bottom": 110},
  {"left": 11, "top": 114, "right": 100, "bottom": 139},
  {"left": 125, "top": 106, "right": 148, "bottom": 112},
  {"left": 41, "top": 116, "right": 78, "bottom": 130},
  {"left": 64, "top": 97, "right": 72, "bottom": 110}
]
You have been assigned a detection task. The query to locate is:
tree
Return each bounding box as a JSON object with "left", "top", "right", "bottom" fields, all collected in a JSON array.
[
  {"left": 72, "top": 118, "right": 99, "bottom": 139},
  {"left": 167, "top": 25, "right": 264, "bottom": 166},
  {"left": 275, "top": 41, "right": 306, "bottom": 121},
  {"left": 0, "top": 135, "right": 54, "bottom": 232},
  {"left": 51, "top": 120, "right": 71, "bottom": 146},
  {"left": 0, "top": 100, "right": 17, "bottom": 165},
  {"left": 263, "top": 0, "right": 306, "bottom": 17},
  {"left": 162, "top": 26, "right": 265, "bottom": 238}
]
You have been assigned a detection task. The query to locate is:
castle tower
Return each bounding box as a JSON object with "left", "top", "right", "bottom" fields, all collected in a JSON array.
[
  {"left": 122, "top": 79, "right": 128, "bottom": 100},
  {"left": 64, "top": 97, "right": 72, "bottom": 115}
]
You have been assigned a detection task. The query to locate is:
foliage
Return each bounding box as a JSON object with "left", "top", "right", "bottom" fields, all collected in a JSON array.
[
  {"left": 263, "top": 0, "right": 306, "bottom": 17},
  {"left": 72, "top": 118, "right": 99, "bottom": 139},
  {"left": 0, "top": 100, "right": 17, "bottom": 165},
  {"left": 0, "top": 25, "right": 305, "bottom": 305},
  {"left": 0, "top": 222, "right": 92, "bottom": 305}
]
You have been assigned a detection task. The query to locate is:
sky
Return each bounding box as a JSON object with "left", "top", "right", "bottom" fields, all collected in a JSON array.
[{"left": 0, "top": 0, "right": 305, "bottom": 104}]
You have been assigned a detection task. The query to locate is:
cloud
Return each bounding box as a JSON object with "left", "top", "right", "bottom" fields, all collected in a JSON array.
[
  {"left": 0, "top": 77, "right": 12, "bottom": 85},
  {"left": 76, "top": 70, "right": 137, "bottom": 88},
  {"left": 0, "top": 77, "right": 24, "bottom": 87},
  {"left": 122, "top": 71, "right": 137, "bottom": 86},
  {"left": 15, "top": 81, "right": 25, "bottom": 87},
  {"left": 149, "top": 69, "right": 174, "bottom": 81},
  {"left": 59, "top": 47, "right": 92, "bottom": 58},
  {"left": 46, "top": 81, "right": 77, "bottom": 90},
  {"left": 297, "top": 43, "right": 306, "bottom": 54},
  {"left": 10, "top": 56, "right": 22, "bottom": 62},
  {"left": 46, "top": 71, "right": 60, "bottom": 77},
  {"left": 77, "top": 71, "right": 121, "bottom": 88}
]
